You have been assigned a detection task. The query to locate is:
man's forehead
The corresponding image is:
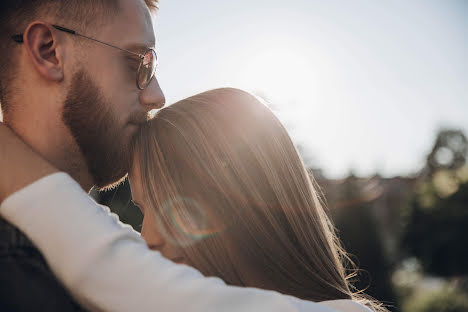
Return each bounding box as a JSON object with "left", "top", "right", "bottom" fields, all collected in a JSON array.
[{"left": 111, "top": 0, "right": 156, "bottom": 50}]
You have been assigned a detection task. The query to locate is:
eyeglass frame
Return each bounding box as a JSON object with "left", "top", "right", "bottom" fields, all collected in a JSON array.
[{"left": 11, "top": 24, "right": 158, "bottom": 90}]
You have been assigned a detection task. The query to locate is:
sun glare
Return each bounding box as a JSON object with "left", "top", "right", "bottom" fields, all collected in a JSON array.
[{"left": 234, "top": 44, "right": 321, "bottom": 104}]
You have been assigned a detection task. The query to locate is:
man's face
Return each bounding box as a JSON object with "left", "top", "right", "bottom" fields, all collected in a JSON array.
[{"left": 63, "top": 0, "right": 165, "bottom": 189}]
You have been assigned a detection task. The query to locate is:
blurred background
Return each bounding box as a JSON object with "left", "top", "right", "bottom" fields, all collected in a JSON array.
[{"left": 94, "top": 0, "right": 466, "bottom": 311}]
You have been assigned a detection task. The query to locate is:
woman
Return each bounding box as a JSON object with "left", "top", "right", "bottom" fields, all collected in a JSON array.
[
  {"left": 131, "top": 88, "right": 369, "bottom": 302},
  {"left": 0, "top": 88, "right": 385, "bottom": 311}
]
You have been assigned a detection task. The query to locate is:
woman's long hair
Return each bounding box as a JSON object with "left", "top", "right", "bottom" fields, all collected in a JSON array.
[{"left": 134, "top": 88, "right": 386, "bottom": 310}]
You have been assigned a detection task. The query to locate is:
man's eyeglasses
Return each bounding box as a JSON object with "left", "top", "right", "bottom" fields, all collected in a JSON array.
[{"left": 12, "top": 24, "right": 158, "bottom": 90}]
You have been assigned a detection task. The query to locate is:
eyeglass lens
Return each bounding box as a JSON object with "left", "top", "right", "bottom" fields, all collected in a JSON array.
[{"left": 138, "top": 49, "right": 157, "bottom": 90}]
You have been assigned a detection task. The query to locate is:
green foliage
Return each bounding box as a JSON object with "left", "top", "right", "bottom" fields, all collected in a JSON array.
[
  {"left": 402, "top": 180, "right": 468, "bottom": 277},
  {"left": 403, "top": 288, "right": 468, "bottom": 312},
  {"left": 401, "top": 129, "right": 468, "bottom": 278},
  {"left": 333, "top": 189, "right": 398, "bottom": 309},
  {"left": 425, "top": 129, "right": 467, "bottom": 174}
]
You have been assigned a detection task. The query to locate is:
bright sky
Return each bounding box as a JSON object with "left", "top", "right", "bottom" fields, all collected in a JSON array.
[
  {"left": 153, "top": 0, "right": 467, "bottom": 178},
  {"left": 4, "top": 1, "right": 464, "bottom": 179}
]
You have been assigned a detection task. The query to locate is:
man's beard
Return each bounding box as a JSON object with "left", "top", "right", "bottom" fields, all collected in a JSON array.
[{"left": 62, "top": 70, "right": 136, "bottom": 190}]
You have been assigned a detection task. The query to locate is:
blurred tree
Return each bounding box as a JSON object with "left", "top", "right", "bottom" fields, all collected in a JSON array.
[
  {"left": 401, "top": 129, "right": 468, "bottom": 277},
  {"left": 423, "top": 129, "right": 467, "bottom": 177},
  {"left": 401, "top": 181, "right": 468, "bottom": 277},
  {"left": 332, "top": 176, "right": 399, "bottom": 310},
  {"left": 403, "top": 287, "right": 468, "bottom": 312}
]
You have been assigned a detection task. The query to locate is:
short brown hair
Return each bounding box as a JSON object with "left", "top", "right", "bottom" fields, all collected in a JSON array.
[{"left": 0, "top": 0, "right": 158, "bottom": 115}]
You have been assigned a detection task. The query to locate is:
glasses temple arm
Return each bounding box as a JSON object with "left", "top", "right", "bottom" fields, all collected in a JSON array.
[
  {"left": 11, "top": 24, "right": 143, "bottom": 59},
  {"left": 11, "top": 25, "right": 77, "bottom": 44},
  {"left": 73, "top": 34, "right": 143, "bottom": 58},
  {"left": 51, "top": 25, "right": 143, "bottom": 57}
]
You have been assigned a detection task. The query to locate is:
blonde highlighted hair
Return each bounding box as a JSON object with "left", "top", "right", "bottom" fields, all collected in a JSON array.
[{"left": 134, "top": 88, "right": 386, "bottom": 310}]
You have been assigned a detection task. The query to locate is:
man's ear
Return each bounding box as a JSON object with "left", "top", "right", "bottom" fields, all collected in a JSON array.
[{"left": 22, "top": 22, "right": 65, "bottom": 82}]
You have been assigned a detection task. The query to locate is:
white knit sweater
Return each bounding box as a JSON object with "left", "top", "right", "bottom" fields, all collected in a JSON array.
[{"left": 0, "top": 173, "right": 372, "bottom": 312}]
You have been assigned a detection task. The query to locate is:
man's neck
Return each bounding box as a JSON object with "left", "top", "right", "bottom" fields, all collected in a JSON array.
[{"left": 5, "top": 117, "right": 94, "bottom": 192}]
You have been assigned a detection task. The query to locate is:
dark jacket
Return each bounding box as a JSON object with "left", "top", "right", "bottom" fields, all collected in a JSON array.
[{"left": 0, "top": 218, "right": 85, "bottom": 311}]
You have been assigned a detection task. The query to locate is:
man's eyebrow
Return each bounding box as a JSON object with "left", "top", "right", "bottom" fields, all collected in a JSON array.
[{"left": 124, "top": 43, "right": 155, "bottom": 54}]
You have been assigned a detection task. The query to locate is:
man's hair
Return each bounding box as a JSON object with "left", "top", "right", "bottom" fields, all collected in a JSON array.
[{"left": 0, "top": 0, "right": 158, "bottom": 115}]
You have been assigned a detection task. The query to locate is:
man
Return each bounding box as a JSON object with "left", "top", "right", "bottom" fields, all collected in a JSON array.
[
  {"left": 0, "top": 1, "right": 370, "bottom": 312},
  {"left": 0, "top": 0, "right": 163, "bottom": 310}
]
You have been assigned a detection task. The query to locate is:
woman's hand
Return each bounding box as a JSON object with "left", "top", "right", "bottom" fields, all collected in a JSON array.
[{"left": 0, "top": 123, "right": 58, "bottom": 204}]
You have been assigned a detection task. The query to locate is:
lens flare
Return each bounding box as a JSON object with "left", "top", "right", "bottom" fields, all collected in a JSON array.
[{"left": 156, "top": 197, "right": 223, "bottom": 247}]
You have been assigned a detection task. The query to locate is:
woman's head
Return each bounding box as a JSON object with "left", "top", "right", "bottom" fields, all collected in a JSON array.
[{"left": 130, "top": 88, "right": 353, "bottom": 302}]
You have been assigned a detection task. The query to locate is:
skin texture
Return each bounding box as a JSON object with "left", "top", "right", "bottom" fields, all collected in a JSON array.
[
  {"left": 0, "top": 123, "right": 58, "bottom": 203},
  {"left": 129, "top": 157, "right": 186, "bottom": 264},
  {"left": 3, "top": 0, "right": 165, "bottom": 192}
]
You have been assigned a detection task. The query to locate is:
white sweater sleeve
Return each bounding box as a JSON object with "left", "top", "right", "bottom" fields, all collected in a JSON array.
[{"left": 0, "top": 172, "right": 339, "bottom": 312}]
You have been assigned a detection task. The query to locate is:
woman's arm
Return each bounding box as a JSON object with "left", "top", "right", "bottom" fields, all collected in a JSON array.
[{"left": 0, "top": 123, "right": 58, "bottom": 203}]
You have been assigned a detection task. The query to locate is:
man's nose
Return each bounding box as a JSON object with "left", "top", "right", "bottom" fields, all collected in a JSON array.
[{"left": 139, "top": 77, "right": 165, "bottom": 110}]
